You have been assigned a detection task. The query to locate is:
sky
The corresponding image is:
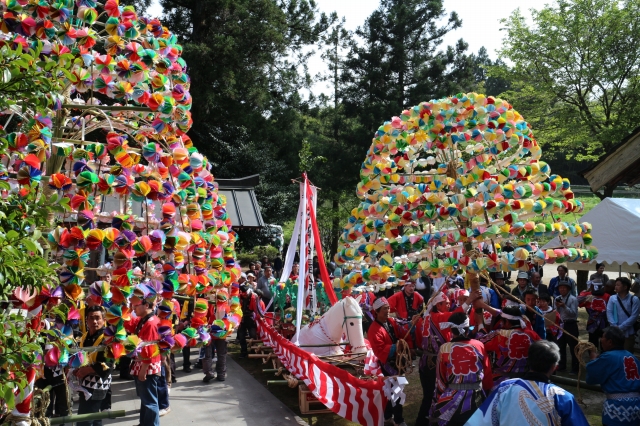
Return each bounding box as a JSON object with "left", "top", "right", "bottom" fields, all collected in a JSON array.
[
  {"left": 308, "top": 0, "right": 539, "bottom": 96},
  {"left": 148, "top": 0, "right": 540, "bottom": 97}
]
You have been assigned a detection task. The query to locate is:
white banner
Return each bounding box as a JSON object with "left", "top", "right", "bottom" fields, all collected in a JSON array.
[{"left": 295, "top": 182, "right": 308, "bottom": 343}]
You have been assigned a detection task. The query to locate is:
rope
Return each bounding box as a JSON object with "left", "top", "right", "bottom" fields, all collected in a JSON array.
[
  {"left": 479, "top": 271, "right": 582, "bottom": 343},
  {"left": 262, "top": 352, "right": 277, "bottom": 365},
  {"left": 395, "top": 339, "right": 413, "bottom": 375},
  {"left": 2, "top": 414, "right": 33, "bottom": 426},
  {"left": 273, "top": 366, "right": 298, "bottom": 387},
  {"left": 30, "top": 387, "right": 51, "bottom": 426},
  {"left": 574, "top": 341, "right": 597, "bottom": 407}
]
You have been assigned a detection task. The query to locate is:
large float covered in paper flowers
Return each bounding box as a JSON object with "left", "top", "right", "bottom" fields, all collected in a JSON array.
[
  {"left": 255, "top": 93, "right": 598, "bottom": 426},
  {"left": 333, "top": 93, "right": 597, "bottom": 292},
  {"left": 0, "top": 0, "right": 241, "bottom": 423}
]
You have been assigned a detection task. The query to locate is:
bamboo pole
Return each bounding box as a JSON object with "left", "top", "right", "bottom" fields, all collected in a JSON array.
[
  {"left": 551, "top": 375, "right": 602, "bottom": 393},
  {"left": 61, "top": 104, "right": 152, "bottom": 112},
  {"left": 49, "top": 410, "right": 126, "bottom": 425},
  {"left": 267, "top": 380, "right": 295, "bottom": 386}
]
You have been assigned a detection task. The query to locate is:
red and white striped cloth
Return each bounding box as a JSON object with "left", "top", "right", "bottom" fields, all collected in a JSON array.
[
  {"left": 257, "top": 317, "right": 386, "bottom": 426},
  {"left": 362, "top": 342, "right": 382, "bottom": 377}
]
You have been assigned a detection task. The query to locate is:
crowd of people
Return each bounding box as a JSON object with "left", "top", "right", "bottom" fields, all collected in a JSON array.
[
  {"left": 33, "top": 255, "right": 640, "bottom": 426},
  {"left": 364, "top": 263, "right": 640, "bottom": 426}
]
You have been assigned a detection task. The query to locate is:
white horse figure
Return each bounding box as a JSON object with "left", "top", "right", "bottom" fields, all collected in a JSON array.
[{"left": 293, "top": 296, "right": 367, "bottom": 356}]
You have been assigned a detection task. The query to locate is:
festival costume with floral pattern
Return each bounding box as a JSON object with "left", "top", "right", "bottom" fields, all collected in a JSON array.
[{"left": 429, "top": 338, "right": 493, "bottom": 426}]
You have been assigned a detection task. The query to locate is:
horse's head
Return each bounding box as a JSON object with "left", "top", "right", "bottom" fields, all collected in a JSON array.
[{"left": 341, "top": 296, "right": 366, "bottom": 352}]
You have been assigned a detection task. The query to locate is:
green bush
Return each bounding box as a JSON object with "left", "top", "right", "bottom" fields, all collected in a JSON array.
[
  {"left": 237, "top": 252, "right": 258, "bottom": 267},
  {"left": 253, "top": 245, "right": 279, "bottom": 261}
]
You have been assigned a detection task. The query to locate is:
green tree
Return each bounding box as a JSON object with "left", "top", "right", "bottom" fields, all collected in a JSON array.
[
  {"left": 497, "top": 0, "right": 640, "bottom": 198},
  {"left": 0, "top": 41, "right": 71, "bottom": 405},
  {"left": 470, "top": 47, "right": 511, "bottom": 97},
  {"left": 159, "top": 0, "right": 335, "bottom": 224},
  {"left": 342, "top": 0, "right": 475, "bottom": 134}
]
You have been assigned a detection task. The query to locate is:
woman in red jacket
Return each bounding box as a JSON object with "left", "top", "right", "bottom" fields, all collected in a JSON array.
[{"left": 368, "top": 297, "right": 407, "bottom": 426}]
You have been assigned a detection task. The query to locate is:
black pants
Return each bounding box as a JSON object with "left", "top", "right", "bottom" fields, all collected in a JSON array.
[
  {"left": 384, "top": 400, "right": 403, "bottom": 423},
  {"left": 559, "top": 320, "right": 579, "bottom": 371},
  {"left": 416, "top": 288, "right": 431, "bottom": 302},
  {"left": 182, "top": 346, "right": 191, "bottom": 369},
  {"left": 36, "top": 379, "right": 70, "bottom": 418},
  {"left": 119, "top": 355, "right": 132, "bottom": 379},
  {"left": 238, "top": 321, "right": 257, "bottom": 355},
  {"left": 588, "top": 328, "right": 603, "bottom": 351},
  {"left": 100, "top": 388, "right": 111, "bottom": 411},
  {"left": 77, "top": 393, "right": 104, "bottom": 426},
  {"left": 415, "top": 362, "right": 437, "bottom": 426}
]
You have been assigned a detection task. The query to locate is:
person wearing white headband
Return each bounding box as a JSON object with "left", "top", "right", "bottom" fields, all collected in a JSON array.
[
  {"left": 414, "top": 289, "right": 483, "bottom": 426},
  {"left": 429, "top": 312, "right": 493, "bottom": 426},
  {"left": 368, "top": 297, "right": 407, "bottom": 426},
  {"left": 475, "top": 305, "right": 541, "bottom": 387}
]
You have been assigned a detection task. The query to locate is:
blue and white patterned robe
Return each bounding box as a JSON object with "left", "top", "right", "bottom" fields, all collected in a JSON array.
[{"left": 464, "top": 373, "right": 589, "bottom": 425}]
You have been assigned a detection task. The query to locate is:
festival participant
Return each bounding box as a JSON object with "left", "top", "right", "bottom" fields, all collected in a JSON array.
[
  {"left": 368, "top": 297, "right": 407, "bottom": 426},
  {"left": 522, "top": 289, "right": 546, "bottom": 339},
  {"left": 432, "top": 274, "right": 446, "bottom": 294},
  {"left": 125, "top": 288, "right": 161, "bottom": 426},
  {"left": 388, "top": 281, "right": 424, "bottom": 322},
  {"left": 246, "top": 273, "right": 257, "bottom": 289},
  {"left": 556, "top": 280, "right": 579, "bottom": 374},
  {"left": 414, "top": 290, "right": 482, "bottom": 426},
  {"left": 479, "top": 276, "right": 500, "bottom": 309},
  {"left": 448, "top": 288, "right": 467, "bottom": 312},
  {"left": 178, "top": 298, "right": 194, "bottom": 373},
  {"left": 256, "top": 266, "right": 274, "bottom": 306},
  {"left": 530, "top": 272, "right": 548, "bottom": 297},
  {"left": 476, "top": 305, "right": 541, "bottom": 386},
  {"left": 237, "top": 284, "right": 264, "bottom": 359},
  {"left": 605, "top": 279, "right": 617, "bottom": 297},
  {"left": 35, "top": 294, "right": 71, "bottom": 420},
  {"left": 290, "top": 262, "right": 300, "bottom": 281},
  {"left": 606, "top": 277, "right": 640, "bottom": 353},
  {"left": 415, "top": 275, "right": 432, "bottom": 301},
  {"left": 501, "top": 241, "right": 515, "bottom": 282},
  {"left": 387, "top": 280, "right": 424, "bottom": 347},
  {"left": 538, "top": 293, "right": 563, "bottom": 343},
  {"left": 489, "top": 272, "right": 511, "bottom": 308},
  {"left": 590, "top": 262, "right": 610, "bottom": 286},
  {"left": 203, "top": 293, "right": 235, "bottom": 382},
  {"left": 429, "top": 312, "right": 493, "bottom": 426},
  {"left": 254, "top": 261, "right": 263, "bottom": 279},
  {"left": 586, "top": 326, "right": 640, "bottom": 426},
  {"left": 75, "top": 306, "right": 112, "bottom": 426},
  {"left": 273, "top": 254, "right": 283, "bottom": 278},
  {"left": 465, "top": 340, "right": 589, "bottom": 425},
  {"left": 549, "top": 265, "right": 577, "bottom": 297},
  {"left": 511, "top": 271, "right": 531, "bottom": 300},
  {"left": 354, "top": 288, "right": 376, "bottom": 333},
  {"left": 578, "top": 280, "right": 610, "bottom": 349}
]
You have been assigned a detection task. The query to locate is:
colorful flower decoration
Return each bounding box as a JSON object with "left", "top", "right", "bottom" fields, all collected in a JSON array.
[{"left": 334, "top": 93, "right": 597, "bottom": 291}]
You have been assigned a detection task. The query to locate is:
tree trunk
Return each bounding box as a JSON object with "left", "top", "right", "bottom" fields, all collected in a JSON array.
[{"left": 330, "top": 196, "right": 340, "bottom": 259}]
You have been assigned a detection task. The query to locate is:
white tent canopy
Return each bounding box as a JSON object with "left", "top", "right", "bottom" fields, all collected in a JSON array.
[{"left": 543, "top": 198, "right": 640, "bottom": 273}]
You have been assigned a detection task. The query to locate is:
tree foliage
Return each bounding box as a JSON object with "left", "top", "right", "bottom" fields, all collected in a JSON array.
[
  {"left": 0, "top": 41, "right": 71, "bottom": 406},
  {"left": 496, "top": 0, "right": 640, "bottom": 196},
  {"left": 341, "top": 0, "right": 475, "bottom": 133}
]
